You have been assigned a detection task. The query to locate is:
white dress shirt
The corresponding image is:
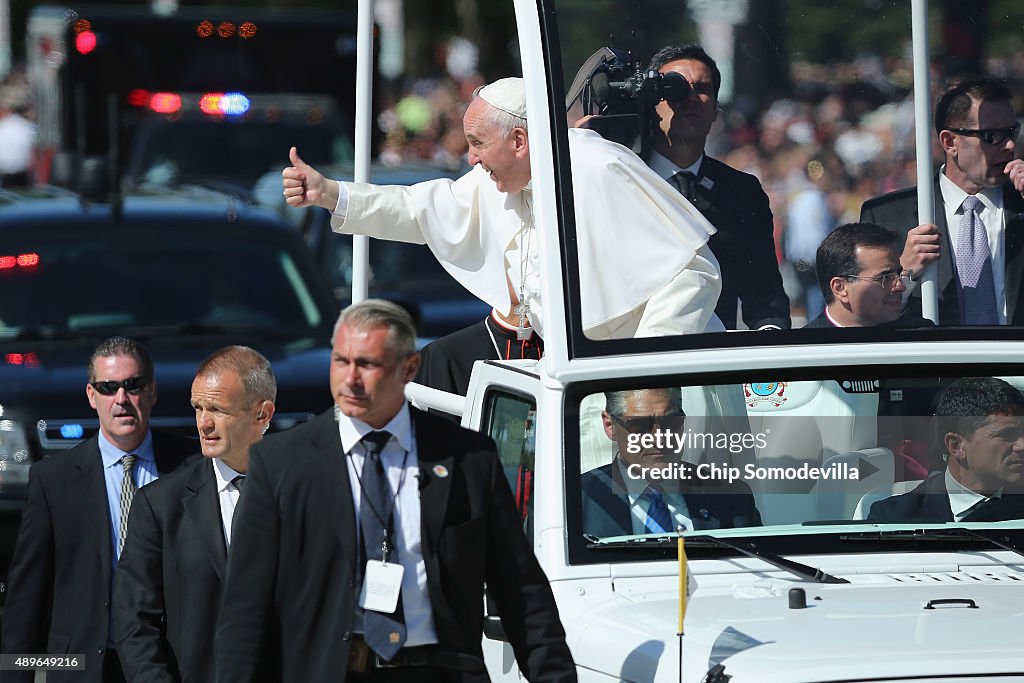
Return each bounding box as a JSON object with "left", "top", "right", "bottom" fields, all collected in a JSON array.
[
  {"left": 211, "top": 458, "right": 244, "bottom": 548},
  {"left": 337, "top": 404, "right": 438, "bottom": 647},
  {"left": 945, "top": 467, "right": 1000, "bottom": 522}
]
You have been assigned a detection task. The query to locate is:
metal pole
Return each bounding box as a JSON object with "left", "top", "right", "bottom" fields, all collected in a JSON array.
[
  {"left": 351, "top": 0, "right": 375, "bottom": 304},
  {"left": 911, "top": 0, "right": 937, "bottom": 322}
]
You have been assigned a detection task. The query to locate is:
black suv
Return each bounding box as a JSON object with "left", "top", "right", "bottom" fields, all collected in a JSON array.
[{"left": 0, "top": 185, "right": 339, "bottom": 531}]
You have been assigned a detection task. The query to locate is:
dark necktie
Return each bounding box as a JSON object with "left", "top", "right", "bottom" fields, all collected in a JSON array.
[
  {"left": 359, "top": 431, "right": 406, "bottom": 660},
  {"left": 956, "top": 195, "right": 998, "bottom": 325},
  {"left": 118, "top": 454, "right": 137, "bottom": 557},
  {"left": 670, "top": 170, "right": 697, "bottom": 202},
  {"left": 643, "top": 486, "right": 674, "bottom": 534},
  {"left": 231, "top": 475, "right": 246, "bottom": 492},
  {"left": 961, "top": 495, "right": 1007, "bottom": 522}
]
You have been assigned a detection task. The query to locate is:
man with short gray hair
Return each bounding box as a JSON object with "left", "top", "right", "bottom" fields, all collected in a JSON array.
[
  {"left": 216, "top": 299, "right": 576, "bottom": 682},
  {"left": 114, "top": 345, "right": 276, "bottom": 683}
]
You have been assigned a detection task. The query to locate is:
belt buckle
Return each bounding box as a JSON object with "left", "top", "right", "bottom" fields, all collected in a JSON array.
[{"left": 373, "top": 653, "right": 402, "bottom": 669}]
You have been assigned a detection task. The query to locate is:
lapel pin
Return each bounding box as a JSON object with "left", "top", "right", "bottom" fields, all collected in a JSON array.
[
  {"left": 699, "top": 176, "right": 714, "bottom": 190},
  {"left": 432, "top": 465, "right": 449, "bottom": 478}
]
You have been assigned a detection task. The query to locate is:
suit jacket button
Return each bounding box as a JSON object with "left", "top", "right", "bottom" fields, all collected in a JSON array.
[
  {"left": 343, "top": 632, "right": 352, "bottom": 641},
  {"left": 348, "top": 579, "right": 355, "bottom": 588}
]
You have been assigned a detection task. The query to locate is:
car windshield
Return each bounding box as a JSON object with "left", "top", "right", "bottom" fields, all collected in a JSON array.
[
  {"left": 0, "top": 225, "right": 332, "bottom": 340},
  {"left": 567, "top": 364, "right": 1024, "bottom": 559}
]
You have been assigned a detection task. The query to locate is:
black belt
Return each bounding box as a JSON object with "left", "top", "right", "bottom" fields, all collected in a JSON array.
[{"left": 348, "top": 637, "right": 484, "bottom": 674}]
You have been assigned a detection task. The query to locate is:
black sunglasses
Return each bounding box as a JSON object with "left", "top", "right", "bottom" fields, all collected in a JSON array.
[
  {"left": 611, "top": 412, "right": 686, "bottom": 433},
  {"left": 946, "top": 122, "right": 1021, "bottom": 146},
  {"left": 90, "top": 376, "right": 152, "bottom": 396}
]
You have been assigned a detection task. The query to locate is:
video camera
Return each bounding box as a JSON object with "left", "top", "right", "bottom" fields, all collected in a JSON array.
[{"left": 566, "top": 47, "right": 691, "bottom": 156}]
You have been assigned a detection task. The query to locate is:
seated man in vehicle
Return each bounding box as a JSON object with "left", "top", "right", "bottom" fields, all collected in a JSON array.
[
  {"left": 581, "top": 387, "right": 761, "bottom": 537},
  {"left": 868, "top": 376, "right": 1024, "bottom": 523},
  {"left": 804, "top": 222, "right": 934, "bottom": 329}
]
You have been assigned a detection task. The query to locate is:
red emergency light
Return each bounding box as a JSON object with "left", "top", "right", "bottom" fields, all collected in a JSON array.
[
  {"left": 150, "top": 92, "right": 182, "bottom": 114},
  {"left": 75, "top": 31, "right": 97, "bottom": 55},
  {"left": 0, "top": 254, "right": 39, "bottom": 270}
]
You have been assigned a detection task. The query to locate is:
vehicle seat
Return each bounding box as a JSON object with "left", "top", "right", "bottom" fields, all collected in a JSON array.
[
  {"left": 816, "top": 447, "right": 895, "bottom": 520},
  {"left": 852, "top": 479, "right": 924, "bottom": 520},
  {"left": 744, "top": 380, "right": 879, "bottom": 525}
]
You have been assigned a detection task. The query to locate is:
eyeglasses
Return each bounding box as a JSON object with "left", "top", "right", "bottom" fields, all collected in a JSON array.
[
  {"left": 946, "top": 122, "right": 1021, "bottom": 146},
  {"left": 611, "top": 412, "right": 686, "bottom": 433},
  {"left": 843, "top": 270, "right": 908, "bottom": 289},
  {"left": 89, "top": 376, "right": 152, "bottom": 396}
]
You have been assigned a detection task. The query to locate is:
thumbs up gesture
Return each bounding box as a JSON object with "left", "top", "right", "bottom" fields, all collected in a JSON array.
[{"left": 282, "top": 147, "right": 334, "bottom": 209}]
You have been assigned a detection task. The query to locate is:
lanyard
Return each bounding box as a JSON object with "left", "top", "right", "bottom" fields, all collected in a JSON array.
[{"left": 349, "top": 441, "right": 410, "bottom": 563}]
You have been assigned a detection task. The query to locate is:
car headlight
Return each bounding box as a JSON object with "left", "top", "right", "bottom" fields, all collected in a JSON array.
[{"left": 0, "top": 419, "right": 32, "bottom": 490}]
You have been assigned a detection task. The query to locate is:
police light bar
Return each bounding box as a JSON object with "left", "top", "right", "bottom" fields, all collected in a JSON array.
[{"left": 199, "top": 93, "right": 251, "bottom": 116}]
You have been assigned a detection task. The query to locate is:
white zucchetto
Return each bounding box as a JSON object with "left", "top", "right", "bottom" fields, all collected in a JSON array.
[{"left": 476, "top": 77, "right": 527, "bottom": 119}]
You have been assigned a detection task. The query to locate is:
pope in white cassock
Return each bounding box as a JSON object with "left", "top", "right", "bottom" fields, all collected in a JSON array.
[{"left": 282, "top": 77, "right": 724, "bottom": 339}]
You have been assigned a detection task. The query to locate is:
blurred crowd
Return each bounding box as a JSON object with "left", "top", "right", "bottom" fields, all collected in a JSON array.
[{"left": 0, "top": 66, "right": 36, "bottom": 188}]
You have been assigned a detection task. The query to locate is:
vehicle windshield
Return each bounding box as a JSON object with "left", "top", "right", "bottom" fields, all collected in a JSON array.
[
  {"left": 567, "top": 366, "right": 1024, "bottom": 558},
  {"left": 0, "top": 226, "right": 332, "bottom": 340},
  {"left": 540, "top": 0, "right": 1024, "bottom": 355}
]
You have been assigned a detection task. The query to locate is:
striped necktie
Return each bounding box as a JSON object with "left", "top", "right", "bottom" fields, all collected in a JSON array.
[{"left": 118, "top": 454, "right": 137, "bottom": 557}]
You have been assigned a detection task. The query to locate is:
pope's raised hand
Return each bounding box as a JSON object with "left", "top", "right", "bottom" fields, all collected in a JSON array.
[{"left": 282, "top": 147, "right": 329, "bottom": 209}]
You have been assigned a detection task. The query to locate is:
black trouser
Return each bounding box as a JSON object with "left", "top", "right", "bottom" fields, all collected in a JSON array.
[{"left": 102, "top": 648, "right": 127, "bottom": 683}]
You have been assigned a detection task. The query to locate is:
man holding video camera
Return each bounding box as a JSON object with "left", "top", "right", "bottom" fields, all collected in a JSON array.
[{"left": 643, "top": 45, "right": 791, "bottom": 331}]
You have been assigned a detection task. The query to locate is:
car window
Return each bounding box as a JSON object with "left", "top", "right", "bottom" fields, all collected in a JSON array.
[
  {"left": 0, "top": 228, "right": 330, "bottom": 338},
  {"left": 571, "top": 368, "right": 1024, "bottom": 556},
  {"left": 484, "top": 390, "right": 537, "bottom": 543}
]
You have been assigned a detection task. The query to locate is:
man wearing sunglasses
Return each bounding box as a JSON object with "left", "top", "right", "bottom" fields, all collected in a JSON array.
[
  {"left": 861, "top": 77, "right": 1024, "bottom": 325},
  {"left": 581, "top": 387, "right": 761, "bottom": 538},
  {"left": 804, "top": 223, "right": 934, "bottom": 329},
  {"left": 2, "top": 337, "right": 194, "bottom": 683}
]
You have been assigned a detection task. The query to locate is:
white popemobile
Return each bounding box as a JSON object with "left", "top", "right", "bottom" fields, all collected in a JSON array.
[{"left": 342, "top": 0, "right": 1024, "bottom": 680}]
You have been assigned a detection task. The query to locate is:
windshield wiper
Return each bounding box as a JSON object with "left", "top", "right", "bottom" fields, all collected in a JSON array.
[
  {"left": 839, "top": 527, "right": 1024, "bottom": 560},
  {"left": 587, "top": 533, "right": 849, "bottom": 584}
]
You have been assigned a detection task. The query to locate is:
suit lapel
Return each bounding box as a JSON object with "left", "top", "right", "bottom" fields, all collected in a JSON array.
[
  {"left": 932, "top": 176, "right": 955, "bottom": 292},
  {"left": 76, "top": 439, "right": 114, "bottom": 589},
  {"left": 182, "top": 458, "right": 227, "bottom": 581},
  {"left": 1001, "top": 185, "right": 1024, "bottom": 323},
  {"left": 309, "top": 410, "right": 359, "bottom": 574},
  {"left": 411, "top": 408, "right": 453, "bottom": 552},
  {"left": 920, "top": 473, "right": 954, "bottom": 522}
]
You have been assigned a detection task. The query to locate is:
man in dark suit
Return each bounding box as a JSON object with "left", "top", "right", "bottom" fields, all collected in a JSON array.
[
  {"left": 114, "top": 346, "right": 277, "bottom": 683},
  {"left": 581, "top": 388, "right": 761, "bottom": 537},
  {"left": 643, "top": 44, "right": 790, "bottom": 331},
  {"left": 803, "top": 222, "right": 933, "bottom": 329},
  {"left": 1, "top": 336, "right": 194, "bottom": 683},
  {"left": 861, "top": 78, "right": 1024, "bottom": 325},
  {"left": 215, "top": 299, "right": 575, "bottom": 683},
  {"left": 868, "top": 377, "right": 1024, "bottom": 523}
]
